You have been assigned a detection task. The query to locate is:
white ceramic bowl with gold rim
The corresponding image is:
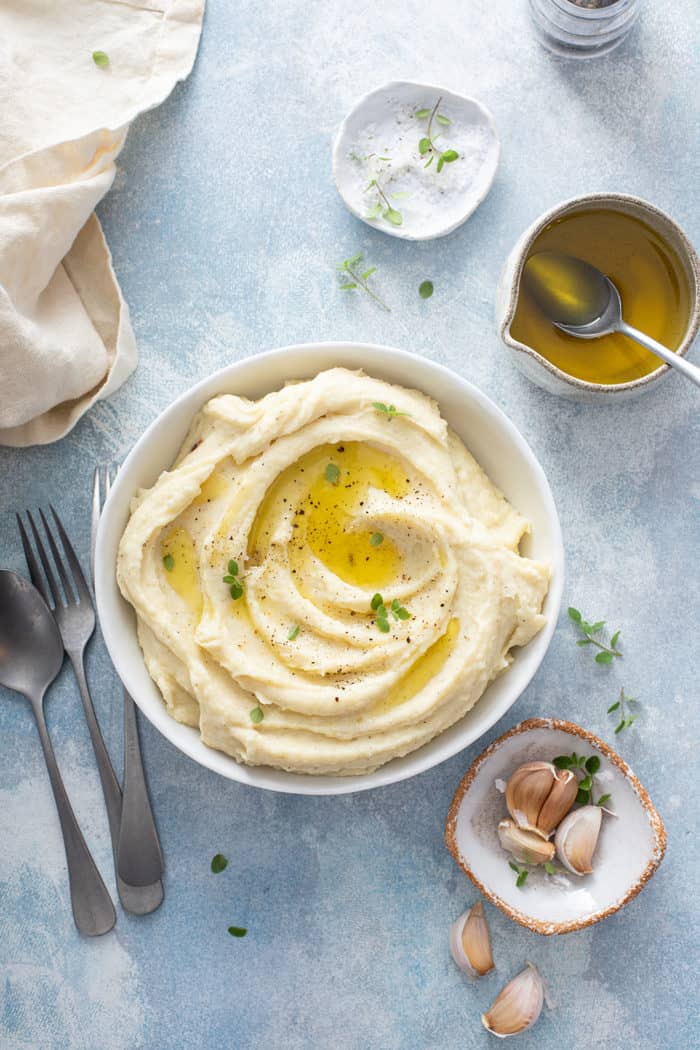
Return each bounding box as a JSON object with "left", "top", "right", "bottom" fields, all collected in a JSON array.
[
  {"left": 95, "top": 343, "right": 563, "bottom": 796},
  {"left": 496, "top": 193, "right": 700, "bottom": 402},
  {"left": 446, "top": 718, "right": 666, "bottom": 934}
]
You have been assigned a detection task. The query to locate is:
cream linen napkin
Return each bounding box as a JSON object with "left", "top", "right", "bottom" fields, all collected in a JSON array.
[{"left": 0, "top": 0, "right": 205, "bottom": 447}]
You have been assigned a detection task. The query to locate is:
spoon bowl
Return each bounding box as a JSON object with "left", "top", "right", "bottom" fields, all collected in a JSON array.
[
  {"left": 523, "top": 250, "right": 700, "bottom": 389},
  {"left": 0, "top": 571, "right": 64, "bottom": 695},
  {"left": 0, "top": 570, "right": 116, "bottom": 935}
]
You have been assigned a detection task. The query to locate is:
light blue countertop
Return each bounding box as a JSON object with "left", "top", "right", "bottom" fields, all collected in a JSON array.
[{"left": 1, "top": 2, "right": 698, "bottom": 1048}]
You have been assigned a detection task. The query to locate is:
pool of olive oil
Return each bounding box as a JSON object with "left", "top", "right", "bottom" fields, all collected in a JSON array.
[{"left": 511, "top": 208, "right": 691, "bottom": 385}]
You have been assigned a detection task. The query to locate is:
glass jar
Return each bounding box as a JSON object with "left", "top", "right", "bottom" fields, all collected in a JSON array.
[{"left": 528, "top": 0, "right": 640, "bottom": 59}]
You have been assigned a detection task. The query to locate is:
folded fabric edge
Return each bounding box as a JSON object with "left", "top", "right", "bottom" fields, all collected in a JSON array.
[{"left": 0, "top": 213, "right": 137, "bottom": 447}]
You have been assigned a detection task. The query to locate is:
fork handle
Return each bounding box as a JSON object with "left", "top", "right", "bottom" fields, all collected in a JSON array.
[
  {"left": 117, "top": 690, "right": 164, "bottom": 886},
  {"left": 68, "top": 652, "right": 124, "bottom": 844},
  {"left": 68, "top": 652, "right": 164, "bottom": 911},
  {"left": 30, "top": 698, "right": 116, "bottom": 936}
]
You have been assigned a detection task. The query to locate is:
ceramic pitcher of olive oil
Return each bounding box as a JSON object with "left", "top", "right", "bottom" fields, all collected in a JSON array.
[{"left": 497, "top": 194, "right": 700, "bottom": 401}]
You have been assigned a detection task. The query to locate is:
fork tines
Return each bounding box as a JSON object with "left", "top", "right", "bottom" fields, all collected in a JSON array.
[
  {"left": 17, "top": 506, "right": 92, "bottom": 611},
  {"left": 91, "top": 466, "right": 116, "bottom": 589}
]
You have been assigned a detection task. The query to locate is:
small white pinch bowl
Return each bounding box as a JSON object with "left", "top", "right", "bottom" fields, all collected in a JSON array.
[
  {"left": 446, "top": 719, "right": 666, "bottom": 934},
  {"left": 96, "top": 343, "right": 563, "bottom": 796},
  {"left": 496, "top": 192, "right": 700, "bottom": 402},
  {"left": 332, "top": 80, "right": 499, "bottom": 241}
]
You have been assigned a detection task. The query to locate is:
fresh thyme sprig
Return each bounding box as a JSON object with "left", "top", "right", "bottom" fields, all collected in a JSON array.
[
  {"left": 337, "top": 254, "right": 390, "bottom": 311},
  {"left": 509, "top": 861, "right": 529, "bottom": 888},
  {"left": 417, "top": 98, "right": 459, "bottom": 172},
  {"left": 370, "top": 592, "right": 410, "bottom": 633},
  {"left": 568, "top": 607, "right": 622, "bottom": 664},
  {"left": 608, "top": 687, "right": 640, "bottom": 734},
  {"left": 365, "top": 177, "right": 403, "bottom": 226},
  {"left": 223, "top": 559, "right": 244, "bottom": 600},
  {"left": 372, "top": 402, "right": 408, "bottom": 421},
  {"left": 552, "top": 751, "right": 611, "bottom": 806}
]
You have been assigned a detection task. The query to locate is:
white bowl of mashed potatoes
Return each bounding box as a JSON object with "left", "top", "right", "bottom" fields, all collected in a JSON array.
[{"left": 96, "top": 343, "right": 564, "bottom": 795}]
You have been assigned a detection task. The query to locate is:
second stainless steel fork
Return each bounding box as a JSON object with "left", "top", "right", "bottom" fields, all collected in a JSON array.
[{"left": 17, "top": 505, "right": 162, "bottom": 915}]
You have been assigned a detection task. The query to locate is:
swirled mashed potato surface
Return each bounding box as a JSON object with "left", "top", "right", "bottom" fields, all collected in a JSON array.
[{"left": 117, "top": 369, "right": 550, "bottom": 775}]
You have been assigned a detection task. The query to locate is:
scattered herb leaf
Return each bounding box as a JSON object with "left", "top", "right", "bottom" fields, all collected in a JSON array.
[
  {"left": 508, "top": 861, "right": 529, "bottom": 888},
  {"left": 337, "top": 254, "right": 389, "bottom": 311},
  {"left": 228, "top": 926, "right": 247, "bottom": 937},
  {"left": 287, "top": 624, "right": 300, "bottom": 641},
  {"left": 372, "top": 402, "right": 408, "bottom": 421},
  {"left": 370, "top": 532, "right": 384, "bottom": 547},
  {"left": 163, "top": 554, "right": 174, "bottom": 572},
  {"left": 596, "top": 793, "right": 612, "bottom": 807},
  {"left": 544, "top": 861, "right": 557, "bottom": 876},
  {"left": 324, "top": 462, "right": 340, "bottom": 485},
  {"left": 415, "top": 108, "right": 431, "bottom": 119},
  {"left": 211, "top": 853, "right": 228, "bottom": 874},
  {"left": 609, "top": 687, "right": 640, "bottom": 733},
  {"left": 249, "top": 706, "right": 264, "bottom": 724},
  {"left": 419, "top": 280, "right": 434, "bottom": 299},
  {"left": 568, "top": 607, "right": 622, "bottom": 661},
  {"left": 92, "top": 50, "right": 109, "bottom": 67}
]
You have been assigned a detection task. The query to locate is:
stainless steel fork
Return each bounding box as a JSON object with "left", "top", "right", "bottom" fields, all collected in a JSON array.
[
  {"left": 92, "top": 467, "right": 164, "bottom": 898},
  {"left": 17, "top": 506, "right": 162, "bottom": 915}
]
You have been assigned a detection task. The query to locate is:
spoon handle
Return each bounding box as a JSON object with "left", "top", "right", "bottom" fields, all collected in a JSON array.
[
  {"left": 618, "top": 321, "right": 700, "bottom": 390},
  {"left": 31, "top": 698, "right": 116, "bottom": 936}
]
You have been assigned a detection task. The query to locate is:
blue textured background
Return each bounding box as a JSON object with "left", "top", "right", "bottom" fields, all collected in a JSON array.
[{"left": 1, "top": 2, "right": 699, "bottom": 1047}]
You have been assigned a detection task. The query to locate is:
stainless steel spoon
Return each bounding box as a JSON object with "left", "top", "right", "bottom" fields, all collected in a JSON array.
[
  {"left": 0, "top": 571, "right": 116, "bottom": 936},
  {"left": 522, "top": 251, "right": 700, "bottom": 389}
]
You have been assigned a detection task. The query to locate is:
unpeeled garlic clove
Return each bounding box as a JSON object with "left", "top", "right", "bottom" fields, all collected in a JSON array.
[
  {"left": 505, "top": 761, "right": 578, "bottom": 839},
  {"left": 449, "top": 900, "right": 494, "bottom": 977},
  {"left": 554, "top": 804, "right": 602, "bottom": 876},
  {"left": 535, "top": 768, "right": 578, "bottom": 837},
  {"left": 482, "top": 962, "right": 544, "bottom": 1038},
  {"left": 497, "top": 819, "right": 555, "bottom": 866}
]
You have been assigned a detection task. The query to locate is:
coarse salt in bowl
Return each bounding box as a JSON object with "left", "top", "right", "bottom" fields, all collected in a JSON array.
[{"left": 332, "top": 81, "right": 500, "bottom": 241}]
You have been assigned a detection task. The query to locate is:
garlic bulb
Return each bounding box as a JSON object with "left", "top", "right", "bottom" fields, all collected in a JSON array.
[
  {"left": 449, "top": 900, "right": 494, "bottom": 977},
  {"left": 555, "top": 804, "right": 602, "bottom": 876},
  {"left": 497, "top": 819, "right": 555, "bottom": 866},
  {"left": 505, "top": 761, "right": 578, "bottom": 839},
  {"left": 482, "top": 962, "right": 544, "bottom": 1038}
]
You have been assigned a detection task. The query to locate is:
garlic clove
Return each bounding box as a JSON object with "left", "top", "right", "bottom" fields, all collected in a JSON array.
[
  {"left": 450, "top": 900, "right": 494, "bottom": 977},
  {"left": 505, "top": 762, "right": 555, "bottom": 833},
  {"left": 535, "top": 768, "right": 578, "bottom": 837},
  {"left": 482, "top": 962, "right": 544, "bottom": 1038},
  {"left": 555, "top": 804, "right": 602, "bottom": 876},
  {"left": 497, "top": 819, "right": 555, "bottom": 866}
]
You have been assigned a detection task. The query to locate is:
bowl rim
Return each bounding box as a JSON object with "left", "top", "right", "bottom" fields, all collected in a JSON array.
[
  {"left": 331, "top": 79, "right": 500, "bottom": 241},
  {"left": 445, "top": 717, "right": 667, "bottom": 934},
  {"left": 95, "top": 341, "right": 564, "bottom": 795},
  {"left": 499, "top": 191, "right": 700, "bottom": 395}
]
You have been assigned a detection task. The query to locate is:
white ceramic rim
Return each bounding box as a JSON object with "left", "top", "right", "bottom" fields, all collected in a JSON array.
[
  {"left": 95, "top": 342, "right": 564, "bottom": 795},
  {"left": 331, "top": 80, "right": 500, "bottom": 241}
]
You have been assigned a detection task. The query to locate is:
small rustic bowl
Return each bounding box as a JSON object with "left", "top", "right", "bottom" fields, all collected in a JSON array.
[
  {"left": 445, "top": 718, "right": 666, "bottom": 934},
  {"left": 332, "top": 80, "right": 499, "bottom": 241},
  {"left": 496, "top": 193, "right": 700, "bottom": 402}
]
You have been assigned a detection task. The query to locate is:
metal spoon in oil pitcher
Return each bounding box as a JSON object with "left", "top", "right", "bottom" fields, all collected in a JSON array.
[{"left": 522, "top": 252, "right": 700, "bottom": 390}]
